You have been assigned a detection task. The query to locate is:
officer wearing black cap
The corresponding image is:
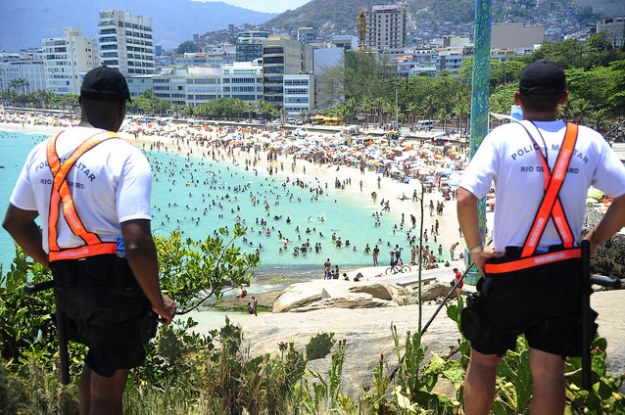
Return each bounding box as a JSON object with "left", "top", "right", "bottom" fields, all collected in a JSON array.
[
  {"left": 457, "top": 61, "right": 625, "bottom": 414},
  {"left": 3, "top": 66, "right": 176, "bottom": 414}
]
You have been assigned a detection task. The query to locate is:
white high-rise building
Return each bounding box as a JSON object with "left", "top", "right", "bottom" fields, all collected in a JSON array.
[
  {"left": 42, "top": 27, "right": 98, "bottom": 95},
  {"left": 98, "top": 10, "right": 155, "bottom": 76},
  {"left": 222, "top": 61, "right": 263, "bottom": 102},
  {"left": 283, "top": 74, "right": 314, "bottom": 115},
  {"left": 0, "top": 50, "right": 46, "bottom": 93}
]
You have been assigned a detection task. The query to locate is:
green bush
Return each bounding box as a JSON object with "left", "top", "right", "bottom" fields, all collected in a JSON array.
[{"left": 2, "top": 233, "right": 625, "bottom": 414}]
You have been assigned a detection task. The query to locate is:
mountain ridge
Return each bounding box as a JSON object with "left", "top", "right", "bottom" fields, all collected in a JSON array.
[
  {"left": 0, "top": 0, "right": 276, "bottom": 51},
  {"left": 263, "top": 0, "right": 622, "bottom": 38}
]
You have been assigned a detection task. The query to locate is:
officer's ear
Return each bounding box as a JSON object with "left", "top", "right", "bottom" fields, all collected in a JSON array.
[{"left": 558, "top": 90, "right": 569, "bottom": 106}]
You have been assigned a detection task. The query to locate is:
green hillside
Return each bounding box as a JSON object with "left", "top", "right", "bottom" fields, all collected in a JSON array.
[{"left": 263, "top": 0, "right": 617, "bottom": 35}]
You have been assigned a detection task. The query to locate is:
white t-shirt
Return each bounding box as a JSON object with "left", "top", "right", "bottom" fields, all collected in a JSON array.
[
  {"left": 460, "top": 120, "right": 625, "bottom": 253},
  {"left": 10, "top": 126, "right": 152, "bottom": 253}
]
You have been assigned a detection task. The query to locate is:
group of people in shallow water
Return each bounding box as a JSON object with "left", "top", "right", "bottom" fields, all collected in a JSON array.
[{"left": 139, "top": 124, "right": 464, "bottom": 276}]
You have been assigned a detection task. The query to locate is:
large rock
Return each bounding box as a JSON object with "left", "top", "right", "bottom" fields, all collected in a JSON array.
[
  {"left": 272, "top": 280, "right": 453, "bottom": 313},
  {"left": 584, "top": 209, "right": 625, "bottom": 278},
  {"left": 273, "top": 280, "right": 396, "bottom": 312}
]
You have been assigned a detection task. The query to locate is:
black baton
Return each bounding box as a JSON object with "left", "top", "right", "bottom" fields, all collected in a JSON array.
[
  {"left": 24, "top": 280, "right": 71, "bottom": 385},
  {"left": 581, "top": 240, "right": 592, "bottom": 390}
]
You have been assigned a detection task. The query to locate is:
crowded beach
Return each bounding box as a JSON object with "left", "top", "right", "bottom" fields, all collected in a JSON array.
[
  {"left": 0, "top": 109, "right": 499, "bottom": 280},
  {"left": 2, "top": 109, "right": 614, "bottom": 281}
]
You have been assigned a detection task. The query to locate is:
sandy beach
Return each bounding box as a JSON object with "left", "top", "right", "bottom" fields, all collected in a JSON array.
[{"left": 1, "top": 114, "right": 470, "bottom": 272}]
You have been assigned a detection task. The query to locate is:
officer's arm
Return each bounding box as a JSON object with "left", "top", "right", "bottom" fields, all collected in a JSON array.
[
  {"left": 121, "top": 218, "right": 176, "bottom": 324},
  {"left": 457, "top": 187, "right": 492, "bottom": 271},
  {"left": 2, "top": 204, "right": 49, "bottom": 268},
  {"left": 457, "top": 188, "right": 482, "bottom": 250},
  {"left": 584, "top": 194, "right": 625, "bottom": 253}
]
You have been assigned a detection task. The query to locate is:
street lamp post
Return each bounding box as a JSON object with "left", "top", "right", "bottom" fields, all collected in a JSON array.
[{"left": 466, "top": 0, "right": 492, "bottom": 283}]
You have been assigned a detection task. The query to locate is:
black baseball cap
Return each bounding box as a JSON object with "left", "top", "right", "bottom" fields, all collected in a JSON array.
[
  {"left": 80, "top": 66, "right": 131, "bottom": 102},
  {"left": 519, "top": 60, "right": 566, "bottom": 97}
]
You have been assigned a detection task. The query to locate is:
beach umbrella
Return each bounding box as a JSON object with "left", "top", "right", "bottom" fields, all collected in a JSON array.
[{"left": 587, "top": 188, "right": 604, "bottom": 200}]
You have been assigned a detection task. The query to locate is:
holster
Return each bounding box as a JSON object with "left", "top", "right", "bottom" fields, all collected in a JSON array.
[{"left": 460, "top": 292, "right": 481, "bottom": 342}]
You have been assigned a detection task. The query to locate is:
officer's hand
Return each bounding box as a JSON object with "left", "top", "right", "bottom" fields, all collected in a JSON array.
[
  {"left": 153, "top": 295, "right": 176, "bottom": 324},
  {"left": 582, "top": 231, "right": 598, "bottom": 255},
  {"left": 471, "top": 245, "right": 494, "bottom": 276}
]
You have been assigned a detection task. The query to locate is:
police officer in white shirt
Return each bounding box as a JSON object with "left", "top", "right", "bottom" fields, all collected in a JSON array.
[
  {"left": 3, "top": 66, "right": 176, "bottom": 415},
  {"left": 457, "top": 61, "right": 625, "bottom": 415}
]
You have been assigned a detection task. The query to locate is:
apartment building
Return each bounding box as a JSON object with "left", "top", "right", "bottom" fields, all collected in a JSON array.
[
  {"left": 365, "top": 5, "right": 406, "bottom": 51},
  {"left": 42, "top": 27, "right": 98, "bottom": 95},
  {"left": 0, "top": 50, "right": 46, "bottom": 93},
  {"left": 262, "top": 37, "right": 313, "bottom": 110},
  {"left": 492, "top": 23, "right": 544, "bottom": 50},
  {"left": 283, "top": 74, "right": 314, "bottom": 115},
  {"left": 597, "top": 16, "right": 625, "bottom": 48},
  {"left": 222, "top": 61, "right": 263, "bottom": 102},
  {"left": 297, "top": 27, "right": 315, "bottom": 44},
  {"left": 98, "top": 10, "right": 155, "bottom": 76},
  {"left": 236, "top": 31, "right": 269, "bottom": 62}
]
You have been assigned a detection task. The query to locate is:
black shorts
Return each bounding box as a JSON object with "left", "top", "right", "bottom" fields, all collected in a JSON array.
[
  {"left": 50, "top": 255, "right": 157, "bottom": 377},
  {"left": 461, "top": 255, "right": 596, "bottom": 357}
]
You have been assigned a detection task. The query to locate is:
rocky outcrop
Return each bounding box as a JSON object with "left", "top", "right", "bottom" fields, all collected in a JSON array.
[
  {"left": 193, "top": 290, "right": 624, "bottom": 398},
  {"left": 584, "top": 209, "right": 625, "bottom": 278},
  {"left": 272, "top": 280, "right": 453, "bottom": 313}
]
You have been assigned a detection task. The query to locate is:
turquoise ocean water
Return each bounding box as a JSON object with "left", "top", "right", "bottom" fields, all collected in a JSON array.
[{"left": 1, "top": 129, "right": 414, "bottom": 276}]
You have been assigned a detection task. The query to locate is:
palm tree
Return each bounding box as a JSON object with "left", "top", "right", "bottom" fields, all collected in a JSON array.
[
  {"left": 406, "top": 102, "right": 419, "bottom": 124},
  {"left": 232, "top": 99, "right": 245, "bottom": 122},
  {"left": 421, "top": 95, "right": 436, "bottom": 120},
  {"left": 373, "top": 97, "right": 387, "bottom": 124},
  {"left": 244, "top": 101, "right": 254, "bottom": 120},
  {"left": 9, "top": 78, "right": 29, "bottom": 95},
  {"left": 182, "top": 104, "right": 194, "bottom": 118},
  {"left": 453, "top": 96, "right": 470, "bottom": 133},
  {"left": 358, "top": 97, "right": 373, "bottom": 126},
  {"left": 438, "top": 107, "right": 450, "bottom": 132},
  {"left": 587, "top": 108, "right": 608, "bottom": 133}
]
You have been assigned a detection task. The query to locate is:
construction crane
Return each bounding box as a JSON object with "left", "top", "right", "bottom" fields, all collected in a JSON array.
[{"left": 357, "top": 9, "right": 367, "bottom": 50}]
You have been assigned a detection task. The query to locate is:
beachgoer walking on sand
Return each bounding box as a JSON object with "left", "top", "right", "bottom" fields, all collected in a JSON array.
[
  {"left": 450, "top": 242, "right": 459, "bottom": 260},
  {"left": 410, "top": 245, "right": 418, "bottom": 265},
  {"left": 323, "top": 258, "right": 331, "bottom": 279},
  {"left": 372, "top": 245, "right": 379, "bottom": 266},
  {"left": 452, "top": 268, "right": 463, "bottom": 299}
]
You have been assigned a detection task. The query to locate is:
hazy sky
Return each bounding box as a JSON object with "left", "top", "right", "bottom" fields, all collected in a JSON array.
[{"left": 194, "top": 0, "right": 311, "bottom": 13}]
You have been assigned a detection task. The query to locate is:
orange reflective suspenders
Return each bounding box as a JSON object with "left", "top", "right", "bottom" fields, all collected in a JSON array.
[
  {"left": 47, "top": 131, "right": 119, "bottom": 262},
  {"left": 484, "top": 123, "right": 582, "bottom": 274}
]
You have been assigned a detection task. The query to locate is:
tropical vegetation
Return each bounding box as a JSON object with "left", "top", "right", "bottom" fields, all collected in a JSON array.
[{"left": 1, "top": 225, "right": 624, "bottom": 414}]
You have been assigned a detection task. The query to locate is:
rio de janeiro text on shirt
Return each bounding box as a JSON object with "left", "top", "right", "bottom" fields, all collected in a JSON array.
[
  {"left": 510, "top": 143, "right": 589, "bottom": 164},
  {"left": 34, "top": 158, "right": 97, "bottom": 181}
]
